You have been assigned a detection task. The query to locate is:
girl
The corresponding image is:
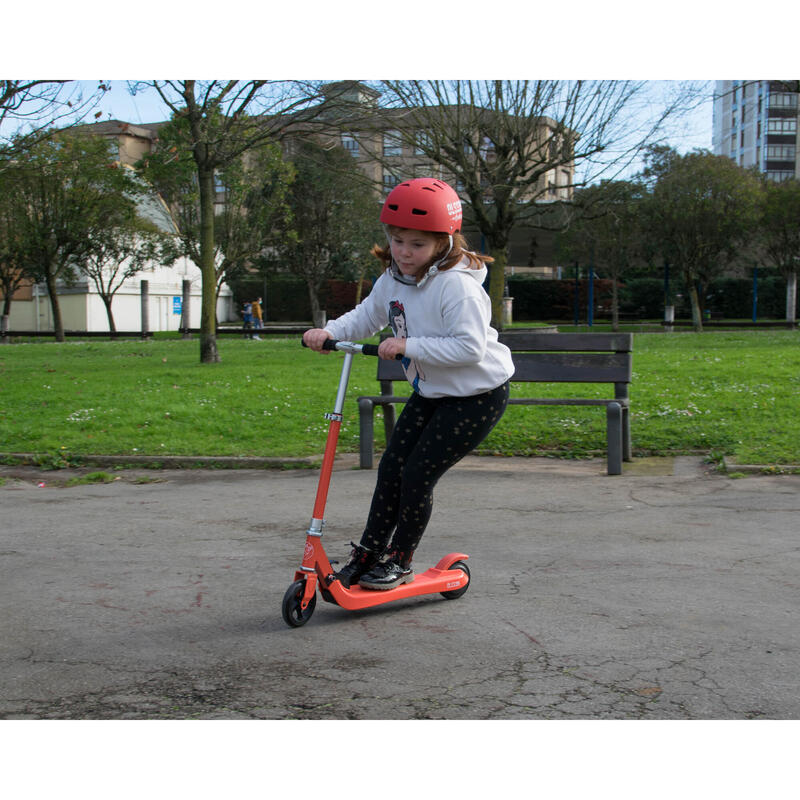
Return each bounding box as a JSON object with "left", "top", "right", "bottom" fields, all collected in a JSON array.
[{"left": 303, "top": 178, "right": 514, "bottom": 590}]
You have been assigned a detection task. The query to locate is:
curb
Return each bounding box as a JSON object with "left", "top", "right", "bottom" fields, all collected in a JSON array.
[
  {"left": 722, "top": 457, "right": 800, "bottom": 475},
  {"left": 0, "top": 453, "right": 322, "bottom": 470}
]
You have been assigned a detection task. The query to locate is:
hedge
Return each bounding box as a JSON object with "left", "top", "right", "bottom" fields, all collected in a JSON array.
[{"left": 230, "top": 272, "right": 794, "bottom": 323}]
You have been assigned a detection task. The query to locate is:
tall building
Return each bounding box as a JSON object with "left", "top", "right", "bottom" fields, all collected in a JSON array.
[{"left": 712, "top": 80, "right": 799, "bottom": 181}]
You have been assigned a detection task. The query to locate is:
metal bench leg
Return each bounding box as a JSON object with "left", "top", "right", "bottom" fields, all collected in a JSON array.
[
  {"left": 606, "top": 402, "right": 623, "bottom": 475},
  {"left": 622, "top": 406, "right": 632, "bottom": 461},
  {"left": 358, "top": 398, "right": 376, "bottom": 469}
]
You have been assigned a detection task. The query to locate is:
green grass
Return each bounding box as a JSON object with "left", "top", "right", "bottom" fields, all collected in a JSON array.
[{"left": 1, "top": 330, "right": 798, "bottom": 466}]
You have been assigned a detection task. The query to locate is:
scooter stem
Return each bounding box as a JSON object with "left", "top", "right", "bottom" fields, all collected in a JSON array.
[{"left": 311, "top": 350, "right": 354, "bottom": 523}]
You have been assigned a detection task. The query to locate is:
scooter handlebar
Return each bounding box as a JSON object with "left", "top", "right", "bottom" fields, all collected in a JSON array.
[{"left": 302, "top": 337, "right": 402, "bottom": 359}]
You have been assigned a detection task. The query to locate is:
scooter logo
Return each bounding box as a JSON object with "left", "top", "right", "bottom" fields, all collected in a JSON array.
[
  {"left": 302, "top": 541, "right": 314, "bottom": 565},
  {"left": 446, "top": 579, "right": 462, "bottom": 589}
]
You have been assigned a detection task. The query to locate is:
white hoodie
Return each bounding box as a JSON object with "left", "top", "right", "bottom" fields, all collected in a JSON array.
[{"left": 324, "top": 257, "right": 515, "bottom": 399}]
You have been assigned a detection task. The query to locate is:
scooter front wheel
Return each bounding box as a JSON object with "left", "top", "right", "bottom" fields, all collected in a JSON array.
[
  {"left": 282, "top": 579, "right": 316, "bottom": 627},
  {"left": 440, "top": 560, "right": 471, "bottom": 600}
]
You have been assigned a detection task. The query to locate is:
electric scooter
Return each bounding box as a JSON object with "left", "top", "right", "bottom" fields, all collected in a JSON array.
[{"left": 281, "top": 338, "right": 471, "bottom": 628}]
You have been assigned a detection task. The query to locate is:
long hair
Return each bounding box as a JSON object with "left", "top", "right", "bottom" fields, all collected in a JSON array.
[{"left": 371, "top": 226, "right": 493, "bottom": 280}]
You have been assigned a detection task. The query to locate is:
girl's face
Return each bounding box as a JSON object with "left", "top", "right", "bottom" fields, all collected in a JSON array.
[{"left": 389, "top": 229, "right": 440, "bottom": 279}]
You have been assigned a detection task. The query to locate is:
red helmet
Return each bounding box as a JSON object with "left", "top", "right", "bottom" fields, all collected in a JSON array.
[{"left": 380, "top": 178, "right": 463, "bottom": 234}]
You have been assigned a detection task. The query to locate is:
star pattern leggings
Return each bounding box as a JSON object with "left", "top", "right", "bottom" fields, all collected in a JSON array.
[{"left": 359, "top": 381, "right": 510, "bottom": 558}]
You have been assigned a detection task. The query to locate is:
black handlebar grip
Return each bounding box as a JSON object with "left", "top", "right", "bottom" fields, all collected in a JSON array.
[
  {"left": 361, "top": 343, "right": 403, "bottom": 360},
  {"left": 300, "top": 337, "right": 338, "bottom": 349}
]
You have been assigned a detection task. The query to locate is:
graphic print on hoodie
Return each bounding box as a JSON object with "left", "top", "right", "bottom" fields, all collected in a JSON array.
[{"left": 389, "top": 300, "right": 426, "bottom": 391}]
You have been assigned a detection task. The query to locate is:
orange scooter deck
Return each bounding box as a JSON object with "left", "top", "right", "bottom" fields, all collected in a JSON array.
[{"left": 322, "top": 553, "right": 470, "bottom": 610}]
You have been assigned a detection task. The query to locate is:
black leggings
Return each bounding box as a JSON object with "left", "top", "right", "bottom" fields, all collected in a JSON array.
[{"left": 359, "top": 381, "right": 509, "bottom": 557}]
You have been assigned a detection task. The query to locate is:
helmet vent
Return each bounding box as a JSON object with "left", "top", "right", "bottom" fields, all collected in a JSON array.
[
  {"left": 421, "top": 186, "right": 435, "bottom": 192},
  {"left": 411, "top": 208, "right": 428, "bottom": 216},
  {"left": 387, "top": 204, "right": 399, "bottom": 211}
]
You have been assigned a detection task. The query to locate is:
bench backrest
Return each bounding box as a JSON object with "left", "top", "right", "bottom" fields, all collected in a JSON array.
[{"left": 375, "top": 331, "right": 633, "bottom": 386}]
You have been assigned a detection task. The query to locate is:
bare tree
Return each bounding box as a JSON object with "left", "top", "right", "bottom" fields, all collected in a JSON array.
[
  {"left": 130, "top": 80, "right": 338, "bottom": 363},
  {"left": 1, "top": 80, "right": 108, "bottom": 162},
  {"left": 80, "top": 222, "right": 177, "bottom": 334},
  {"left": 358, "top": 80, "right": 706, "bottom": 327},
  {"left": 139, "top": 118, "right": 295, "bottom": 320}
]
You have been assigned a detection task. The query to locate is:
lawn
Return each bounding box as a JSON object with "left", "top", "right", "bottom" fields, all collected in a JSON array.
[{"left": 1, "top": 329, "right": 798, "bottom": 466}]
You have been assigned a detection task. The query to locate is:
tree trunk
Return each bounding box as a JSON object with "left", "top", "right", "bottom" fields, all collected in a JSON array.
[
  {"left": 45, "top": 271, "right": 65, "bottom": 342},
  {"left": 102, "top": 296, "right": 117, "bottom": 335},
  {"left": 197, "top": 165, "right": 220, "bottom": 363},
  {"left": 306, "top": 278, "right": 325, "bottom": 329},
  {"left": 2, "top": 293, "right": 11, "bottom": 340},
  {"left": 488, "top": 247, "right": 508, "bottom": 330},
  {"left": 611, "top": 275, "right": 620, "bottom": 332},
  {"left": 786, "top": 270, "right": 797, "bottom": 324},
  {"left": 688, "top": 283, "right": 704, "bottom": 333}
]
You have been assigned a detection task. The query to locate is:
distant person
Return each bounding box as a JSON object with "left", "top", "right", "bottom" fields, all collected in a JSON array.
[
  {"left": 252, "top": 297, "right": 263, "bottom": 340},
  {"left": 242, "top": 301, "right": 253, "bottom": 338}
]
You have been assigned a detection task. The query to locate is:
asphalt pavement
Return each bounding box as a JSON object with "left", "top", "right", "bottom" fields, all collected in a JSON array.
[{"left": 1, "top": 454, "right": 799, "bottom": 720}]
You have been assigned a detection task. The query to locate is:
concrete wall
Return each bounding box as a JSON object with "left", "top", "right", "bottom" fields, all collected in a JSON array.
[{"left": 3, "top": 256, "right": 235, "bottom": 333}]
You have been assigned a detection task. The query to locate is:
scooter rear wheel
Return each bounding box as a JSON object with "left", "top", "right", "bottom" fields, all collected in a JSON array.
[
  {"left": 440, "top": 560, "right": 471, "bottom": 600},
  {"left": 282, "top": 579, "right": 316, "bottom": 627}
]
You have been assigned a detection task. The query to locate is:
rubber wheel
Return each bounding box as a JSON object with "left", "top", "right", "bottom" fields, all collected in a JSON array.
[
  {"left": 282, "top": 579, "right": 316, "bottom": 627},
  {"left": 440, "top": 560, "right": 470, "bottom": 600}
]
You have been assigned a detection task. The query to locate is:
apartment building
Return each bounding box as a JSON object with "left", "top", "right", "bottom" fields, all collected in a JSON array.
[
  {"left": 712, "top": 80, "right": 799, "bottom": 180},
  {"left": 314, "top": 81, "right": 574, "bottom": 204}
]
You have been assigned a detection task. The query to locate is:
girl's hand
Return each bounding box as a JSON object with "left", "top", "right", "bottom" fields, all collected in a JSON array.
[
  {"left": 303, "top": 328, "right": 333, "bottom": 352},
  {"left": 377, "top": 337, "right": 406, "bottom": 360}
]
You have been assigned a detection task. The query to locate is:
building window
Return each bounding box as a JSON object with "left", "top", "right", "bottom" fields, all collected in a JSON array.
[
  {"left": 767, "top": 118, "right": 798, "bottom": 133},
  {"left": 414, "top": 131, "right": 431, "bottom": 155},
  {"left": 767, "top": 144, "right": 796, "bottom": 160},
  {"left": 383, "top": 172, "right": 401, "bottom": 193},
  {"left": 341, "top": 134, "right": 359, "bottom": 158},
  {"left": 383, "top": 131, "right": 402, "bottom": 157},
  {"left": 769, "top": 93, "right": 798, "bottom": 109}
]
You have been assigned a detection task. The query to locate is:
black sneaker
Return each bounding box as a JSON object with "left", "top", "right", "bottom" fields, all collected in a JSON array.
[
  {"left": 334, "top": 542, "right": 380, "bottom": 589},
  {"left": 358, "top": 559, "right": 414, "bottom": 591}
]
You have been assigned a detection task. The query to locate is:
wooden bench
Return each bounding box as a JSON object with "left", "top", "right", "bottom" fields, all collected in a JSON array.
[{"left": 356, "top": 332, "right": 633, "bottom": 475}]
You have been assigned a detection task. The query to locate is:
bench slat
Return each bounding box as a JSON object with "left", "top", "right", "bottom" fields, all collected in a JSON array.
[
  {"left": 499, "top": 331, "right": 632, "bottom": 352},
  {"left": 511, "top": 352, "right": 632, "bottom": 383}
]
